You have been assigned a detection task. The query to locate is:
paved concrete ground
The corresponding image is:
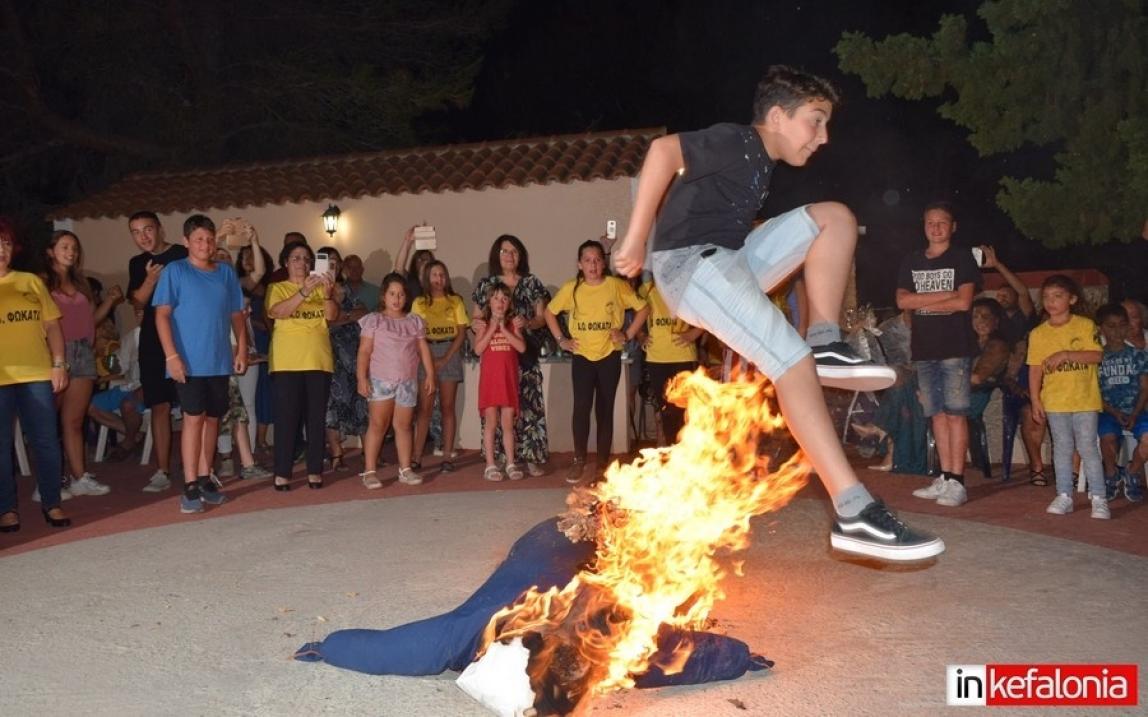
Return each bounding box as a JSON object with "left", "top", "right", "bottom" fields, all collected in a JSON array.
[{"left": 2, "top": 488, "right": 1144, "bottom": 716}]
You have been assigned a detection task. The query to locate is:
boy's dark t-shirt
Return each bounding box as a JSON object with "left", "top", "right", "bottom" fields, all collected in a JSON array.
[
  {"left": 653, "top": 123, "right": 776, "bottom": 252},
  {"left": 128, "top": 243, "right": 189, "bottom": 356},
  {"left": 897, "top": 245, "right": 981, "bottom": 361}
]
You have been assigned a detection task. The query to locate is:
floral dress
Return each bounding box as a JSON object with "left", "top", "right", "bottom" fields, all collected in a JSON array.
[
  {"left": 472, "top": 274, "right": 550, "bottom": 464},
  {"left": 326, "top": 282, "right": 369, "bottom": 437}
]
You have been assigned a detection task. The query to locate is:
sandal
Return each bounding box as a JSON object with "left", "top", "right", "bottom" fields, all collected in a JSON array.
[
  {"left": 329, "top": 454, "right": 346, "bottom": 471},
  {"left": 1030, "top": 470, "right": 1048, "bottom": 487},
  {"left": 483, "top": 465, "right": 504, "bottom": 482},
  {"left": 505, "top": 463, "right": 525, "bottom": 481},
  {"left": 360, "top": 471, "right": 383, "bottom": 490}
]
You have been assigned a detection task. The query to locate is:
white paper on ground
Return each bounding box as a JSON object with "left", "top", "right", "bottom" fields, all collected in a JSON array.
[{"left": 456, "top": 637, "right": 536, "bottom": 717}]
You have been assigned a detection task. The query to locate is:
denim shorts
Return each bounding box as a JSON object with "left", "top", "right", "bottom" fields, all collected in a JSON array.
[
  {"left": 368, "top": 377, "right": 417, "bottom": 408},
  {"left": 650, "top": 205, "right": 819, "bottom": 380},
  {"left": 914, "top": 357, "right": 972, "bottom": 417},
  {"left": 65, "top": 339, "right": 98, "bottom": 379},
  {"left": 421, "top": 340, "right": 464, "bottom": 383},
  {"left": 1098, "top": 411, "right": 1148, "bottom": 441}
]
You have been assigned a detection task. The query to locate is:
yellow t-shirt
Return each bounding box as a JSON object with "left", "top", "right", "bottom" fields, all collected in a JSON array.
[
  {"left": 1026, "top": 314, "right": 1101, "bottom": 412},
  {"left": 265, "top": 280, "right": 334, "bottom": 373},
  {"left": 548, "top": 276, "right": 646, "bottom": 362},
  {"left": 640, "top": 282, "right": 697, "bottom": 364},
  {"left": 411, "top": 294, "right": 469, "bottom": 341},
  {"left": 0, "top": 271, "right": 62, "bottom": 386}
]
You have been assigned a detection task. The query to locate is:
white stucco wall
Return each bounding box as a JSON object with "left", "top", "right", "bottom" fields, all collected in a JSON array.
[{"left": 63, "top": 177, "right": 635, "bottom": 323}]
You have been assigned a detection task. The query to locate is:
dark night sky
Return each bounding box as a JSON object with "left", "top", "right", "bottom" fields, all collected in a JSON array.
[
  {"left": 444, "top": 0, "right": 1070, "bottom": 306},
  {"left": 7, "top": 0, "right": 1105, "bottom": 305}
]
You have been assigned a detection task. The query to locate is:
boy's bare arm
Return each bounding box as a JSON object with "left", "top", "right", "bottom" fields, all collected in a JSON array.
[
  {"left": 981, "top": 246, "right": 1035, "bottom": 317},
  {"left": 921, "top": 283, "right": 976, "bottom": 313},
  {"left": 614, "top": 134, "right": 684, "bottom": 277},
  {"left": 1027, "top": 364, "right": 1047, "bottom": 422}
]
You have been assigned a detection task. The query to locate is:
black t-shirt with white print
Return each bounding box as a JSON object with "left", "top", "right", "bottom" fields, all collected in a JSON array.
[{"left": 897, "top": 245, "right": 981, "bottom": 361}]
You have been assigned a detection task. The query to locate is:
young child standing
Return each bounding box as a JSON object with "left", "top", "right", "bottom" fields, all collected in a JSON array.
[
  {"left": 1027, "top": 275, "right": 1105, "bottom": 517},
  {"left": 410, "top": 259, "right": 470, "bottom": 472},
  {"left": 153, "top": 215, "right": 248, "bottom": 514},
  {"left": 474, "top": 282, "right": 526, "bottom": 481},
  {"left": 357, "top": 272, "right": 435, "bottom": 489},
  {"left": 612, "top": 65, "right": 941, "bottom": 561},
  {"left": 1095, "top": 303, "right": 1148, "bottom": 502},
  {"left": 545, "top": 240, "right": 649, "bottom": 484}
]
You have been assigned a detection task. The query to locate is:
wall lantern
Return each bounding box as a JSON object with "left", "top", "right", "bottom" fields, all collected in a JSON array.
[{"left": 322, "top": 204, "right": 341, "bottom": 236}]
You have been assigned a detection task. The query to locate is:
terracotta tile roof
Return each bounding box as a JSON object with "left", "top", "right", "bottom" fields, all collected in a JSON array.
[{"left": 50, "top": 127, "right": 664, "bottom": 221}]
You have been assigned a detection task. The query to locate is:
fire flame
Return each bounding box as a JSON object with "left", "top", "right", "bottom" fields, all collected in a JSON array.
[{"left": 482, "top": 368, "right": 811, "bottom": 703}]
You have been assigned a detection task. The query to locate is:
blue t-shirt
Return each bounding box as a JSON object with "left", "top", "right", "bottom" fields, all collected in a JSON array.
[
  {"left": 152, "top": 259, "right": 244, "bottom": 377},
  {"left": 1099, "top": 346, "right": 1148, "bottom": 414}
]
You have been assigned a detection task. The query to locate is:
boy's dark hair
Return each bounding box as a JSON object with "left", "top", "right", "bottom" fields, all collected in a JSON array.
[
  {"left": 284, "top": 231, "right": 308, "bottom": 246},
  {"left": 751, "top": 65, "right": 840, "bottom": 123},
  {"left": 128, "top": 210, "right": 161, "bottom": 226},
  {"left": 487, "top": 234, "right": 531, "bottom": 277},
  {"left": 1041, "top": 273, "right": 1084, "bottom": 315},
  {"left": 1041, "top": 273, "right": 1081, "bottom": 298},
  {"left": 923, "top": 201, "right": 957, "bottom": 220},
  {"left": 972, "top": 296, "right": 1004, "bottom": 323},
  {"left": 278, "top": 240, "right": 314, "bottom": 269},
  {"left": 183, "top": 214, "right": 216, "bottom": 237},
  {"left": 1095, "top": 303, "right": 1129, "bottom": 324}
]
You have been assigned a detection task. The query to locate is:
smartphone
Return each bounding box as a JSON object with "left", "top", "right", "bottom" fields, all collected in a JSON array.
[
  {"left": 971, "top": 247, "right": 984, "bottom": 267},
  {"left": 312, "top": 250, "right": 331, "bottom": 276},
  {"left": 606, "top": 220, "right": 617, "bottom": 240},
  {"left": 413, "top": 225, "right": 437, "bottom": 251}
]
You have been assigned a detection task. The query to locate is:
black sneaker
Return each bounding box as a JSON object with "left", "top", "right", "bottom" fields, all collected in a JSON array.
[
  {"left": 811, "top": 341, "right": 896, "bottom": 391},
  {"left": 198, "top": 480, "right": 229, "bottom": 506},
  {"left": 831, "top": 500, "right": 945, "bottom": 561}
]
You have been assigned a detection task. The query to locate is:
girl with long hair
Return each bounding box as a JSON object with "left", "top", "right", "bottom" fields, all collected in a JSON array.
[
  {"left": 43, "top": 231, "right": 123, "bottom": 496},
  {"left": 544, "top": 240, "right": 648, "bottom": 483}
]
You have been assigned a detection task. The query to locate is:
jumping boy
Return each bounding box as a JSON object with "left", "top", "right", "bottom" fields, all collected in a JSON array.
[
  {"left": 154, "top": 215, "right": 248, "bottom": 514},
  {"left": 613, "top": 65, "right": 944, "bottom": 561}
]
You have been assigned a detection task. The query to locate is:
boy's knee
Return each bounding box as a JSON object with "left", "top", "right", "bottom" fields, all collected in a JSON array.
[{"left": 806, "top": 201, "right": 856, "bottom": 231}]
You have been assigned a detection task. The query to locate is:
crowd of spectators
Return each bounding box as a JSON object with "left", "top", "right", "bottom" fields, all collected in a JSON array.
[
  {"left": 1, "top": 204, "right": 1143, "bottom": 532},
  {"left": 0, "top": 213, "right": 662, "bottom": 529},
  {"left": 853, "top": 203, "right": 1147, "bottom": 520}
]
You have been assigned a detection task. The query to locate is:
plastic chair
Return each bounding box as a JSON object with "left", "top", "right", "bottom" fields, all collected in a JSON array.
[{"left": 1076, "top": 430, "right": 1139, "bottom": 493}]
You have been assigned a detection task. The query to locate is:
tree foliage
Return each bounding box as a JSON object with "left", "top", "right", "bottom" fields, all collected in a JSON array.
[
  {"left": 0, "top": 0, "right": 509, "bottom": 216},
  {"left": 835, "top": 0, "right": 1148, "bottom": 248}
]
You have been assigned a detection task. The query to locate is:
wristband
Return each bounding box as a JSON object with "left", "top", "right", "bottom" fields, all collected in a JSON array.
[{"left": 165, "top": 354, "right": 179, "bottom": 361}]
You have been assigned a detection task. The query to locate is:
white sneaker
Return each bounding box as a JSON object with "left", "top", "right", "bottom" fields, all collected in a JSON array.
[
  {"left": 32, "top": 485, "right": 74, "bottom": 502},
  {"left": 142, "top": 470, "right": 172, "bottom": 493},
  {"left": 912, "top": 476, "right": 947, "bottom": 499},
  {"left": 397, "top": 467, "right": 423, "bottom": 485},
  {"left": 936, "top": 479, "right": 967, "bottom": 507},
  {"left": 69, "top": 473, "right": 111, "bottom": 496},
  {"left": 1090, "top": 496, "right": 1110, "bottom": 520},
  {"left": 1046, "top": 494, "right": 1074, "bottom": 515}
]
